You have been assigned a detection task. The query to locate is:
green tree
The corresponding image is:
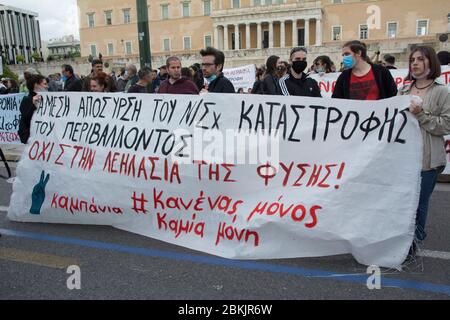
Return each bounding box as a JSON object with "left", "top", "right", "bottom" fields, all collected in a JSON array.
[
  {"left": 32, "top": 52, "right": 41, "bottom": 62},
  {"left": 16, "top": 54, "right": 25, "bottom": 63},
  {"left": 1, "top": 63, "right": 19, "bottom": 81}
]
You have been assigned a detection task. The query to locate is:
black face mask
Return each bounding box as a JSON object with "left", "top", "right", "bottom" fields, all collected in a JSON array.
[{"left": 292, "top": 60, "right": 307, "bottom": 74}]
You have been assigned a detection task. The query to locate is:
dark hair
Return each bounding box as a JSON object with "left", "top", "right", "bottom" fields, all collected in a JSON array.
[
  {"left": 61, "top": 64, "right": 74, "bottom": 75},
  {"left": 313, "top": 55, "right": 333, "bottom": 73},
  {"left": 383, "top": 54, "right": 395, "bottom": 65},
  {"left": 91, "top": 71, "right": 108, "bottom": 91},
  {"left": 138, "top": 66, "right": 152, "bottom": 80},
  {"left": 290, "top": 47, "right": 307, "bottom": 58},
  {"left": 343, "top": 40, "right": 370, "bottom": 62},
  {"left": 91, "top": 59, "right": 103, "bottom": 67},
  {"left": 166, "top": 56, "right": 181, "bottom": 68},
  {"left": 26, "top": 74, "right": 46, "bottom": 93},
  {"left": 182, "top": 67, "right": 193, "bottom": 80},
  {"left": 406, "top": 46, "right": 441, "bottom": 81},
  {"left": 265, "top": 55, "right": 280, "bottom": 77},
  {"left": 437, "top": 51, "right": 450, "bottom": 66},
  {"left": 200, "top": 47, "right": 225, "bottom": 71}
]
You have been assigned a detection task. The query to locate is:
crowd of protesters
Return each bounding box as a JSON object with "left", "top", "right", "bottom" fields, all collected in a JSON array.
[{"left": 3, "top": 41, "right": 449, "bottom": 262}]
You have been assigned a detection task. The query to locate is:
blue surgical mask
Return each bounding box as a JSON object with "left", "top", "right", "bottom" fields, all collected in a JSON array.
[
  {"left": 61, "top": 75, "right": 68, "bottom": 82},
  {"left": 343, "top": 55, "right": 356, "bottom": 69},
  {"left": 205, "top": 74, "right": 217, "bottom": 84}
]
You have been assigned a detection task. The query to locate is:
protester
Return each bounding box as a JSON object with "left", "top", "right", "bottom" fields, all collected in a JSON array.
[
  {"left": 116, "top": 68, "right": 127, "bottom": 92},
  {"left": 19, "top": 68, "right": 38, "bottom": 93},
  {"left": 311, "top": 55, "right": 334, "bottom": 74},
  {"left": 124, "top": 64, "right": 139, "bottom": 92},
  {"left": 399, "top": 46, "right": 450, "bottom": 258},
  {"left": 18, "top": 75, "right": 48, "bottom": 144},
  {"left": 437, "top": 51, "right": 450, "bottom": 66},
  {"left": 332, "top": 40, "right": 397, "bottom": 100},
  {"left": 279, "top": 47, "right": 321, "bottom": 97},
  {"left": 190, "top": 64, "right": 204, "bottom": 91},
  {"left": 158, "top": 56, "right": 199, "bottom": 94},
  {"left": 61, "top": 64, "right": 82, "bottom": 92},
  {"left": 181, "top": 67, "right": 194, "bottom": 82},
  {"left": 128, "top": 66, "right": 154, "bottom": 93},
  {"left": 261, "top": 55, "right": 282, "bottom": 95},
  {"left": 277, "top": 61, "right": 289, "bottom": 78},
  {"left": 251, "top": 67, "right": 264, "bottom": 94},
  {"left": 382, "top": 54, "right": 397, "bottom": 69},
  {"left": 90, "top": 72, "right": 114, "bottom": 92},
  {"left": 6, "top": 79, "right": 19, "bottom": 94},
  {"left": 200, "top": 47, "right": 235, "bottom": 93},
  {"left": 82, "top": 59, "right": 103, "bottom": 91}
]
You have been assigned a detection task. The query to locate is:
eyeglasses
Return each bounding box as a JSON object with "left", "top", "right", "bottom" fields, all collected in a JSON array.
[{"left": 201, "top": 63, "right": 216, "bottom": 67}]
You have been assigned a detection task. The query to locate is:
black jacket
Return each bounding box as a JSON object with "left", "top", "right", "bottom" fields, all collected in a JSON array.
[
  {"left": 332, "top": 63, "right": 398, "bottom": 100},
  {"left": 207, "top": 73, "right": 235, "bottom": 93},
  {"left": 262, "top": 74, "right": 281, "bottom": 95},
  {"left": 279, "top": 72, "right": 322, "bottom": 97},
  {"left": 64, "top": 75, "right": 82, "bottom": 92},
  {"left": 18, "top": 92, "right": 37, "bottom": 144}
]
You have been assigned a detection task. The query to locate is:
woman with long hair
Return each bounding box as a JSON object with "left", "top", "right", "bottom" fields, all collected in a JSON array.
[
  {"left": 399, "top": 46, "right": 450, "bottom": 257},
  {"left": 262, "top": 55, "right": 282, "bottom": 95}
]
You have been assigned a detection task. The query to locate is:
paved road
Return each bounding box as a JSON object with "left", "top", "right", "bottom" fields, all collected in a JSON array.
[{"left": 1, "top": 160, "right": 449, "bottom": 300}]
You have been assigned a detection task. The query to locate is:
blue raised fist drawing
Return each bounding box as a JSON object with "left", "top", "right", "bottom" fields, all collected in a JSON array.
[{"left": 30, "top": 171, "right": 50, "bottom": 215}]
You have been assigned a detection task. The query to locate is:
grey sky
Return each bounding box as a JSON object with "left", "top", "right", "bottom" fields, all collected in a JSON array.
[{"left": 0, "top": 0, "right": 79, "bottom": 41}]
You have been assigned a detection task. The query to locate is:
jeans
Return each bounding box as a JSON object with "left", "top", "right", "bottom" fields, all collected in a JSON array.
[{"left": 415, "top": 169, "right": 439, "bottom": 242}]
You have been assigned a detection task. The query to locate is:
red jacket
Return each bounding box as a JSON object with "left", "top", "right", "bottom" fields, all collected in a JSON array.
[{"left": 158, "top": 77, "right": 199, "bottom": 94}]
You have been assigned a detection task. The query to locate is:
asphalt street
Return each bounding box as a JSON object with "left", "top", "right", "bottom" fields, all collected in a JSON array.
[{"left": 1, "top": 160, "right": 449, "bottom": 300}]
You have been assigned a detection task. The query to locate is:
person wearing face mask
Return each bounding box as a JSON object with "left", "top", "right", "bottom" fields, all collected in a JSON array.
[
  {"left": 200, "top": 47, "right": 235, "bottom": 94},
  {"left": 261, "top": 55, "right": 282, "bottom": 95},
  {"left": 311, "top": 56, "right": 334, "bottom": 75},
  {"left": 398, "top": 46, "right": 450, "bottom": 259},
  {"left": 18, "top": 75, "right": 48, "bottom": 144},
  {"left": 61, "top": 64, "right": 82, "bottom": 92},
  {"left": 332, "top": 40, "right": 397, "bottom": 100},
  {"left": 279, "top": 47, "right": 321, "bottom": 97}
]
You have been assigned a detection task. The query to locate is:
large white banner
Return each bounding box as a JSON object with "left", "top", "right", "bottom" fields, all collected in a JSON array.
[
  {"left": 8, "top": 92, "right": 421, "bottom": 269},
  {"left": 224, "top": 64, "right": 256, "bottom": 91},
  {"left": 0, "top": 93, "right": 26, "bottom": 144}
]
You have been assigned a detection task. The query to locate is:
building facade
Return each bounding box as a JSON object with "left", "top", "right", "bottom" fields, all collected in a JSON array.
[
  {"left": 46, "top": 35, "right": 81, "bottom": 61},
  {"left": 0, "top": 4, "right": 42, "bottom": 64},
  {"left": 78, "top": 0, "right": 450, "bottom": 69}
]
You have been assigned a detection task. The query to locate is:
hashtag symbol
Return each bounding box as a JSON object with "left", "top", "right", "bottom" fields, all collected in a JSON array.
[{"left": 131, "top": 192, "right": 148, "bottom": 214}]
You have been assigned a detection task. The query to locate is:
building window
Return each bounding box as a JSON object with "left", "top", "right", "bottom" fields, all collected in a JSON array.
[
  {"left": 203, "top": 0, "right": 211, "bottom": 16},
  {"left": 232, "top": 0, "right": 240, "bottom": 9},
  {"left": 184, "top": 36, "right": 191, "bottom": 50},
  {"left": 417, "top": 20, "right": 428, "bottom": 36},
  {"left": 105, "top": 11, "right": 112, "bottom": 25},
  {"left": 123, "top": 9, "right": 131, "bottom": 24},
  {"left": 87, "top": 13, "right": 95, "bottom": 28},
  {"left": 204, "top": 35, "right": 212, "bottom": 47},
  {"left": 90, "top": 44, "right": 97, "bottom": 57},
  {"left": 387, "top": 22, "right": 397, "bottom": 38},
  {"left": 182, "top": 2, "right": 190, "bottom": 18},
  {"left": 359, "top": 24, "right": 368, "bottom": 40},
  {"left": 332, "top": 26, "right": 342, "bottom": 41},
  {"left": 125, "top": 41, "right": 132, "bottom": 54},
  {"left": 332, "top": 0, "right": 343, "bottom": 3},
  {"left": 107, "top": 43, "right": 114, "bottom": 55},
  {"left": 161, "top": 4, "right": 169, "bottom": 20},
  {"left": 163, "top": 38, "right": 170, "bottom": 51},
  {"left": 254, "top": 0, "right": 262, "bottom": 5}
]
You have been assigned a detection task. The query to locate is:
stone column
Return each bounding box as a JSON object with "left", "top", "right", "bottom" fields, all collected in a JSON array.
[
  {"left": 292, "top": 19, "right": 297, "bottom": 46},
  {"left": 304, "top": 19, "right": 310, "bottom": 46},
  {"left": 280, "top": 20, "right": 285, "bottom": 48},
  {"left": 214, "top": 25, "right": 219, "bottom": 48},
  {"left": 246, "top": 23, "right": 251, "bottom": 49},
  {"left": 224, "top": 25, "right": 229, "bottom": 51},
  {"left": 235, "top": 24, "right": 240, "bottom": 49},
  {"left": 257, "top": 22, "right": 262, "bottom": 49},
  {"left": 315, "top": 18, "right": 322, "bottom": 46},
  {"left": 269, "top": 21, "right": 274, "bottom": 48}
]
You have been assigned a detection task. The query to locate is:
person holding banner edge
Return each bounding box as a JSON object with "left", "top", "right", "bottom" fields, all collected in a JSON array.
[
  {"left": 399, "top": 46, "right": 450, "bottom": 258},
  {"left": 332, "top": 40, "right": 398, "bottom": 100}
]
